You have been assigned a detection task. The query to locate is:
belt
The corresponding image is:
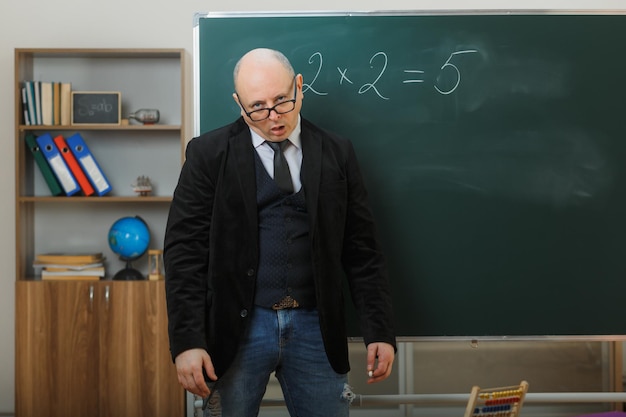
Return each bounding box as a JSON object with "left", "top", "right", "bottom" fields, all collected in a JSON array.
[{"left": 272, "top": 295, "right": 300, "bottom": 310}]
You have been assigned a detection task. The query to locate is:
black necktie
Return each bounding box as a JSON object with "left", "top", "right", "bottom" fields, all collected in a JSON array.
[{"left": 267, "top": 140, "right": 294, "bottom": 194}]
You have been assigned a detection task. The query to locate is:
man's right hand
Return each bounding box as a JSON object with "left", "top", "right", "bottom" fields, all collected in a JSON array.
[{"left": 174, "top": 348, "right": 218, "bottom": 397}]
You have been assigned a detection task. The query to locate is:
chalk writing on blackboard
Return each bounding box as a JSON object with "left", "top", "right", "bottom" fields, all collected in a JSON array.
[
  {"left": 358, "top": 52, "right": 390, "bottom": 100},
  {"left": 433, "top": 50, "right": 479, "bottom": 95},
  {"left": 303, "top": 52, "right": 328, "bottom": 96},
  {"left": 302, "top": 49, "right": 480, "bottom": 99}
]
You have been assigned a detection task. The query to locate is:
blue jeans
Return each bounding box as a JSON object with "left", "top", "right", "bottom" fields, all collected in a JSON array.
[{"left": 204, "top": 307, "right": 352, "bottom": 417}]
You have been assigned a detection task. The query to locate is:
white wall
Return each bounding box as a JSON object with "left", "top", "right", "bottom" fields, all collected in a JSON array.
[{"left": 1, "top": 0, "right": 625, "bottom": 413}]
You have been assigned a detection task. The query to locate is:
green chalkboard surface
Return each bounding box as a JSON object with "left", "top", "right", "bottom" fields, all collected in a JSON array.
[{"left": 195, "top": 12, "right": 626, "bottom": 337}]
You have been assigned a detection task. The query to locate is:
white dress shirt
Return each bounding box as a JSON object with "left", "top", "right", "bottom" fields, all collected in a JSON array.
[{"left": 250, "top": 116, "right": 303, "bottom": 193}]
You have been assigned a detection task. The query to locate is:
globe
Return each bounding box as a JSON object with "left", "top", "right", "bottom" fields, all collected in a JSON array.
[{"left": 108, "top": 216, "right": 150, "bottom": 280}]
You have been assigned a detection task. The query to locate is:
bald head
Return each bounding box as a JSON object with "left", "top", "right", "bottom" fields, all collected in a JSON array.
[
  {"left": 231, "top": 48, "right": 304, "bottom": 142},
  {"left": 233, "top": 48, "right": 295, "bottom": 91}
]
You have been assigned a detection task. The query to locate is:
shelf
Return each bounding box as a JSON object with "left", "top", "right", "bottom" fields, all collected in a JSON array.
[
  {"left": 17, "top": 48, "right": 184, "bottom": 59},
  {"left": 19, "top": 124, "right": 181, "bottom": 131},
  {"left": 18, "top": 196, "right": 172, "bottom": 203},
  {"left": 15, "top": 47, "right": 185, "bottom": 280}
]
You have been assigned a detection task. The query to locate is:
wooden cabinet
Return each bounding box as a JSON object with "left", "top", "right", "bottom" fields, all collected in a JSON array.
[
  {"left": 14, "top": 49, "right": 186, "bottom": 416},
  {"left": 15, "top": 281, "right": 98, "bottom": 416},
  {"left": 16, "top": 281, "right": 182, "bottom": 417},
  {"left": 99, "top": 281, "right": 180, "bottom": 417}
]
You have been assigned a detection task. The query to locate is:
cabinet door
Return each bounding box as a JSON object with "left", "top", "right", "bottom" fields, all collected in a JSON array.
[
  {"left": 15, "top": 281, "right": 100, "bottom": 417},
  {"left": 98, "top": 281, "right": 183, "bottom": 417}
]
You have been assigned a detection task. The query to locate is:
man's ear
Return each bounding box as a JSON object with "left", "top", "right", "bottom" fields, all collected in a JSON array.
[{"left": 233, "top": 93, "right": 245, "bottom": 117}]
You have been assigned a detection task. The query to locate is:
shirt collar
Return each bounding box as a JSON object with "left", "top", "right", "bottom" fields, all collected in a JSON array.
[{"left": 250, "top": 115, "right": 302, "bottom": 150}]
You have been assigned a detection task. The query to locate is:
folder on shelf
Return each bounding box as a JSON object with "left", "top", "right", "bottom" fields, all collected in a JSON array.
[
  {"left": 24, "top": 133, "right": 63, "bottom": 196},
  {"left": 53, "top": 135, "right": 95, "bottom": 196},
  {"left": 35, "top": 133, "right": 80, "bottom": 196},
  {"left": 65, "top": 133, "right": 112, "bottom": 196}
]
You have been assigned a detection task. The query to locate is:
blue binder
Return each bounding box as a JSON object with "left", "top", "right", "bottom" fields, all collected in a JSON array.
[
  {"left": 35, "top": 133, "right": 79, "bottom": 196},
  {"left": 65, "top": 133, "right": 112, "bottom": 196}
]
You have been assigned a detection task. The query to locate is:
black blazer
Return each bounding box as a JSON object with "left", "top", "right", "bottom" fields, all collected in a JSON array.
[{"left": 164, "top": 117, "right": 396, "bottom": 377}]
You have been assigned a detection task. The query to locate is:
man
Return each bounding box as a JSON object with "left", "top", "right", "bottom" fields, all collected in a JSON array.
[{"left": 164, "top": 48, "right": 396, "bottom": 417}]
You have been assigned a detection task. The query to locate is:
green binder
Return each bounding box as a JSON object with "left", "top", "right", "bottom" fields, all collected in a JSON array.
[{"left": 25, "top": 133, "right": 64, "bottom": 196}]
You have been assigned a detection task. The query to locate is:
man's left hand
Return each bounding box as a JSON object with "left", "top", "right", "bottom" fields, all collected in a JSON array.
[{"left": 366, "top": 342, "right": 395, "bottom": 383}]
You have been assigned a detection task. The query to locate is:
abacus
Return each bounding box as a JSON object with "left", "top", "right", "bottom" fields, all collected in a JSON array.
[{"left": 463, "top": 381, "right": 529, "bottom": 417}]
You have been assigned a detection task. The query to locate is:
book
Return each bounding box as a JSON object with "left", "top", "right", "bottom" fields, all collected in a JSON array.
[
  {"left": 24, "top": 133, "right": 64, "bottom": 196},
  {"left": 53, "top": 82, "right": 61, "bottom": 125},
  {"left": 42, "top": 267, "right": 105, "bottom": 277},
  {"left": 44, "top": 266, "right": 105, "bottom": 274},
  {"left": 33, "top": 261, "right": 104, "bottom": 270},
  {"left": 35, "top": 252, "right": 104, "bottom": 265},
  {"left": 40, "top": 81, "right": 53, "bottom": 125},
  {"left": 24, "top": 81, "right": 37, "bottom": 125},
  {"left": 41, "top": 274, "right": 101, "bottom": 281},
  {"left": 36, "top": 133, "right": 80, "bottom": 196},
  {"left": 21, "top": 87, "right": 30, "bottom": 125},
  {"left": 53, "top": 135, "right": 95, "bottom": 196},
  {"left": 60, "top": 82, "right": 71, "bottom": 125},
  {"left": 66, "top": 133, "right": 112, "bottom": 196},
  {"left": 33, "top": 80, "right": 42, "bottom": 125}
]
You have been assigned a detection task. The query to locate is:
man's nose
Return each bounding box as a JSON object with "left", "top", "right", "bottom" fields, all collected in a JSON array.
[{"left": 268, "top": 108, "right": 281, "bottom": 120}]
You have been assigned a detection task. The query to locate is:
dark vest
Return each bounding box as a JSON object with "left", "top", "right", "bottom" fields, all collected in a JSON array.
[{"left": 253, "top": 151, "right": 316, "bottom": 308}]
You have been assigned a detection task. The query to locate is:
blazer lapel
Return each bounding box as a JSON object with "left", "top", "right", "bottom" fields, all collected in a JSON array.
[
  {"left": 300, "top": 123, "right": 321, "bottom": 239},
  {"left": 230, "top": 127, "right": 258, "bottom": 232}
]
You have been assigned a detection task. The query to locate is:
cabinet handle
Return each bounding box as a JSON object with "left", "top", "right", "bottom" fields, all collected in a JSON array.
[
  {"left": 104, "top": 285, "right": 110, "bottom": 309},
  {"left": 89, "top": 285, "right": 94, "bottom": 312}
]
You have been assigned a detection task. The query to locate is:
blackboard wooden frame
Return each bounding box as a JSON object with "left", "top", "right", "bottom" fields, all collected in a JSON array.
[
  {"left": 71, "top": 91, "right": 121, "bottom": 125},
  {"left": 194, "top": 11, "right": 626, "bottom": 338}
]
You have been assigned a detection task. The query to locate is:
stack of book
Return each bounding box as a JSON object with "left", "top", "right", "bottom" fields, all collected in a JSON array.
[
  {"left": 21, "top": 80, "right": 72, "bottom": 126},
  {"left": 34, "top": 252, "right": 106, "bottom": 281}
]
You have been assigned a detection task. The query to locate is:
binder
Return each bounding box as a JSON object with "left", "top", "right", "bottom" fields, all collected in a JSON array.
[
  {"left": 24, "top": 133, "right": 63, "bottom": 196},
  {"left": 53, "top": 135, "right": 95, "bottom": 196},
  {"left": 65, "top": 133, "right": 112, "bottom": 196},
  {"left": 35, "top": 133, "right": 80, "bottom": 196}
]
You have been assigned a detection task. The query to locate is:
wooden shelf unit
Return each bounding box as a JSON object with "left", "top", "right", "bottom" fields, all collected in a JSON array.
[{"left": 14, "top": 48, "right": 186, "bottom": 417}]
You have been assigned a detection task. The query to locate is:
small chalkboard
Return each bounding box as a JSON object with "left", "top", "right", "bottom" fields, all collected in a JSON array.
[{"left": 71, "top": 91, "right": 121, "bottom": 125}]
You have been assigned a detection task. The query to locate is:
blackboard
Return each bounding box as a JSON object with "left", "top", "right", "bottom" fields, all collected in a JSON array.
[
  {"left": 195, "top": 12, "right": 626, "bottom": 337},
  {"left": 71, "top": 91, "right": 121, "bottom": 125}
]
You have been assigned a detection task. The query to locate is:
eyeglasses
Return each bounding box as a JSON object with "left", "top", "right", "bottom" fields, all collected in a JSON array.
[{"left": 236, "top": 77, "right": 297, "bottom": 122}]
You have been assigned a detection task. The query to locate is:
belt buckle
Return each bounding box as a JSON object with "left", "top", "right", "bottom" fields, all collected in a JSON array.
[{"left": 272, "top": 295, "right": 300, "bottom": 310}]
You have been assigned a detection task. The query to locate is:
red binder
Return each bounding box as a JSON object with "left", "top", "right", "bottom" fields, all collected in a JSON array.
[{"left": 53, "top": 135, "right": 95, "bottom": 196}]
